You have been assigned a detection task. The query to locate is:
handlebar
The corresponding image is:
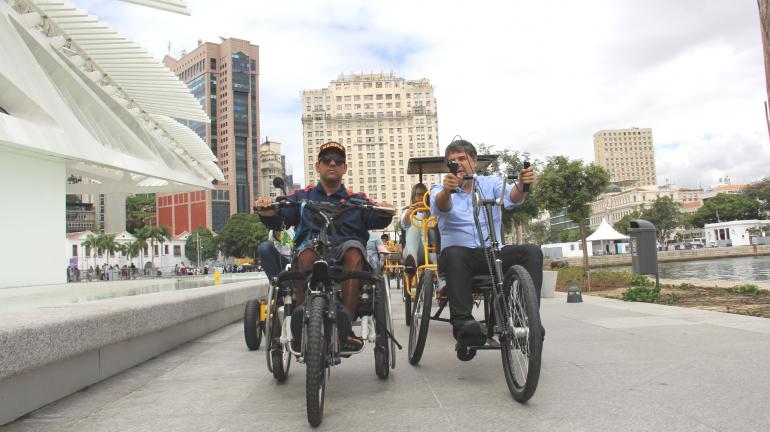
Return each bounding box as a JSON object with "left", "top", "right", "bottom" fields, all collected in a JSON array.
[{"left": 254, "top": 197, "right": 395, "bottom": 216}]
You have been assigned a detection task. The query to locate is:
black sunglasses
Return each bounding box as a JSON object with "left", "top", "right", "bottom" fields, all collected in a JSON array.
[{"left": 319, "top": 155, "right": 345, "bottom": 165}]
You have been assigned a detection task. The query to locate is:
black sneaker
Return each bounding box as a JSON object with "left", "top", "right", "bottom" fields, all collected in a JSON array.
[{"left": 454, "top": 320, "right": 486, "bottom": 347}]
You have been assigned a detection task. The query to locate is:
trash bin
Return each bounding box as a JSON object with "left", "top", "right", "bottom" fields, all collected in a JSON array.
[{"left": 628, "top": 219, "right": 658, "bottom": 275}]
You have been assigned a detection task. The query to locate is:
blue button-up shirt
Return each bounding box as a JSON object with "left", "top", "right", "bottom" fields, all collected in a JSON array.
[
  {"left": 259, "top": 182, "right": 393, "bottom": 248},
  {"left": 430, "top": 176, "right": 520, "bottom": 250}
]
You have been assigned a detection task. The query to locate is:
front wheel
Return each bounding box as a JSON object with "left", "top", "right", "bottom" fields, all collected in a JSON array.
[
  {"left": 500, "top": 265, "right": 543, "bottom": 403},
  {"left": 243, "top": 299, "right": 263, "bottom": 351},
  {"left": 374, "top": 279, "right": 391, "bottom": 379},
  {"left": 270, "top": 308, "right": 291, "bottom": 382},
  {"left": 408, "top": 269, "right": 433, "bottom": 365},
  {"left": 305, "top": 296, "right": 328, "bottom": 427}
]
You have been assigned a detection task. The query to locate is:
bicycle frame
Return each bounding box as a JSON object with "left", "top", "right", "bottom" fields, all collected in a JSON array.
[{"left": 404, "top": 192, "right": 439, "bottom": 299}]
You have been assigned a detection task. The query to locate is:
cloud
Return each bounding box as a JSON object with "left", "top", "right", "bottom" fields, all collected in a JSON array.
[{"left": 77, "top": 0, "right": 769, "bottom": 188}]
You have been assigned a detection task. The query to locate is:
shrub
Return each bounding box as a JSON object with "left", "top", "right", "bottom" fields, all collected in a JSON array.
[
  {"left": 622, "top": 286, "right": 660, "bottom": 303},
  {"left": 725, "top": 284, "right": 762, "bottom": 294},
  {"left": 555, "top": 267, "right": 584, "bottom": 290},
  {"left": 630, "top": 274, "right": 653, "bottom": 287},
  {"left": 677, "top": 283, "right": 696, "bottom": 290}
]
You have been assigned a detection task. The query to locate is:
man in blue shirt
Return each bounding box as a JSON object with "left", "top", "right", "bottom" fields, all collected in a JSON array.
[
  {"left": 430, "top": 139, "right": 543, "bottom": 347},
  {"left": 254, "top": 141, "right": 394, "bottom": 350}
]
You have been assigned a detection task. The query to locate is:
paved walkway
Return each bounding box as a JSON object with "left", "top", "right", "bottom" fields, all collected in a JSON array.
[{"left": 3, "top": 291, "right": 770, "bottom": 432}]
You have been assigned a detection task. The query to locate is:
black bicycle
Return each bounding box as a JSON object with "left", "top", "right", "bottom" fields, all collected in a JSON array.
[
  {"left": 407, "top": 170, "right": 543, "bottom": 402},
  {"left": 255, "top": 196, "right": 399, "bottom": 426}
]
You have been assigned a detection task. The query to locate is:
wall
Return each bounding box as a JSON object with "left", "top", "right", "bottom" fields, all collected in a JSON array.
[{"left": 0, "top": 149, "right": 65, "bottom": 288}]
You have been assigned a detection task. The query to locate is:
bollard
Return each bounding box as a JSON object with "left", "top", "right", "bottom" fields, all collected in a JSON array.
[
  {"left": 214, "top": 270, "right": 221, "bottom": 285},
  {"left": 567, "top": 286, "right": 583, "bottom": 303}
]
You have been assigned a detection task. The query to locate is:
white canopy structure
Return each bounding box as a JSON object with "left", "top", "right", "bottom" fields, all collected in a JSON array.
[
  {"left": 0, "top": 0, "right": 221, "bottom": 287},
  {"left": 587, "top": 218, "right": 629, "bottom": 256}
]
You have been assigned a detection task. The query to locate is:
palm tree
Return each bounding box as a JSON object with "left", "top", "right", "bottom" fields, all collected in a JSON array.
[
  {"left": 96, "top": 233, "right": 120, "bottom": 267},
  {"left": 137, "top": 226, "right": 167, "bottom": 273},
  {"left": 158, "top": 225, "right": 171, "bottom": 270},
  {"left": 82, "top": 233, "right": 98, "bottom": 269}
]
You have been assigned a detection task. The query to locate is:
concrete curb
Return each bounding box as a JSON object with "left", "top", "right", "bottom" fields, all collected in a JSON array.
[{"left": 0, "top": 279, "right": 269, "bottom": 425}]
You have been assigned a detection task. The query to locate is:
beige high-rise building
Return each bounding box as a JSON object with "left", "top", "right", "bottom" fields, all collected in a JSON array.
[
  {"left": 301, "top": 73, "right": 441, "bottom": 227},
  {"left": 593, "top": 127, "right": 657, "bottom": 187},
  {"left": 259, "top": 140, "right": 283, "bottom": 198}
]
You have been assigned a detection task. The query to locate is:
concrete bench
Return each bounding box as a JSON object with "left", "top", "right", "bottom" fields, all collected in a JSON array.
[{"left": 0, "top": 279, "right": 268, "bottom": 425}]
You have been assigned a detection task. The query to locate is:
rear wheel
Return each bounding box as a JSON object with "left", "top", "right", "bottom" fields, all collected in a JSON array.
[
  {"left": 305, "top": 296, "right": 328, "bottom": 427},
  {"left": 408, "top": 269, "right": 433, "bottom": 365},
  {"left": 374, "top": 279, "right": 390, "bottom": 379},
  {"left": 500, "top": 265, "right": 542, "bottom": 403},
  {"left": 243, "top": 299, "right": 263, "bottom": 351},
  {"left": 264, "top": 285, "right": 276, "bottom": 372}
]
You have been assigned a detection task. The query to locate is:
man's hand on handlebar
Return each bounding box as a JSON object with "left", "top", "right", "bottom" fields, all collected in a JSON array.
[
  {"left": 519, "top": 165, "right": 536, "bottom": 188},
  {"left": 253, "top": 197, "right": 278, "bottom": 217},
  {"left": 442, "top": 173, "right": 460, "bottom": 193}
]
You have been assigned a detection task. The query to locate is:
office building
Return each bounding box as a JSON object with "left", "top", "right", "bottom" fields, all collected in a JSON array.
[
  {"left": 259, "top": 140, "right": 284, "bottom": 198},
  {"left": 593, "top": 127, "right": 657, "bottom": 187},
  {"left": 158, "top": 38, "right": 260, "bottom": 235},
  {"left": 301, "top": 73, "right": 441, "bottom": 225}
]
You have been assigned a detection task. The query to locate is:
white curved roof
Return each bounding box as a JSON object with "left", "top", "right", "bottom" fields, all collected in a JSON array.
[
  {"left": 118, "top": 0, "right": 190, "bottom": 15},
  {"left": 587, "top": 218, "right": 629, "bottom": 241},
  {"left": 0, "top": 0, "right": 223, "bottom": 193}
]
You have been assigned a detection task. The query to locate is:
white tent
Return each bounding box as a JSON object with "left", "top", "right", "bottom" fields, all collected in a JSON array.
[{"left": 587, "top": 218, "right": 629, "bottom": 255}]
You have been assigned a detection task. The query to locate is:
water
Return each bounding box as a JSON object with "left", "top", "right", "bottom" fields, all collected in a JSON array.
[
  {"left": 0, "top": 273, "right": 265, "bottom": 313},
  {"left": 608, "top": 255, "right": 770, "bottom": 282}
]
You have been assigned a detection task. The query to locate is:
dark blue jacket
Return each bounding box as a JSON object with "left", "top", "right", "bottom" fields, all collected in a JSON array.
[{"left": 259, "top": 182, "right": 393, "bottom": 247}]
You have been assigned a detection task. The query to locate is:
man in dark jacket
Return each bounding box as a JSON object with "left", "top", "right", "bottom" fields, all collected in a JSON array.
[{"left": 255, "top": 141, "right": 394, "bottom": 349}]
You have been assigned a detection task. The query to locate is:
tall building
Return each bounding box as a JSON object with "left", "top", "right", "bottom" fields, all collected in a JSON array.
[
  {"left": 259, "top": 140, "right": 284, "bottom": 198},
  {"left": 157, "top": 38, "right": 260, "bottom": 235},
  {"left": 593, "top": 127, "right": 657, "bottom": 187},
  {"left": 301, "top": 73, "right": 441, "bottom": 225}
]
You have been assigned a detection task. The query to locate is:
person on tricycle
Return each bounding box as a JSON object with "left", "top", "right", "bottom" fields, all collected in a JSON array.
[
  {"left": 254, "top": 141, "right": 394, "bottom": 351},
  {"left": 430, "top": 139, "right": 543, "bottom": 347}
]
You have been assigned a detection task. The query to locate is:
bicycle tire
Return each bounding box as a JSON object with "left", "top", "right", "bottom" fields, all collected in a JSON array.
[
  {"left": 243, "top": 299, "right": 262, "bottom": 351},
  {"left": 408, "top": 269, "right": 433, "bottom": 365},
  {"left": 306, "top": 296, "right": 328, "bottom": 427},
  {"left": 374, "top": 279, "right": 390, "bottom": 379},
  {"left": 264, "top": 285, "right": 276, "bottom": 373},
  {"left": 271, "top": 308, "right": 291, "bottom": 382},
  {"left": 500, "top": 265, "right": 542, "bottom": 402}
]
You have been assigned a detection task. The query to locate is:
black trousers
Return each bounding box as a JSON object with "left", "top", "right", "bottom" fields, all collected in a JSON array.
[{"left": 438, "top": 244, "right": 543, "bottom": 329}]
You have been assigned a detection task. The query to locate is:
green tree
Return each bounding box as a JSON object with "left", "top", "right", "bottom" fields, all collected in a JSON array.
[
  {"left": 217, "top": 214, "right": 269, "bottom": 259},
  {"left": 535, "top": 156, "right": 610, "bottom": 290},
  {"left": 524, "top": 219, "right": 550, "bottom": 245},
  {"left": 744, "top": 178, "right": 770, "bottom": 213},
  {"left": 640, "top": 196, "right": 682, "bottom": 245},
  {"left": 476, "top": 143, "right": 541, "bottom": 243},
  {"left": 124, "top": 240, "right": 142, "bottom": 268},
  {"left": 126, "top": 194, "right": 156, "bottom": 233},
  {"left": 613, "top": 207, "right": 644, "bottom": 235},
  {"left": 185, "top": 227, "right": 218, "bottom": 265},
  {"left": 689, "top": 193, "right": 762, "bottom": 227},
  {"left": 136, "top": 226, "right": 168, "bottom": 268}
]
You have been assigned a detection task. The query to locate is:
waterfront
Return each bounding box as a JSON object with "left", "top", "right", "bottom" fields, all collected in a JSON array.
[
  {"left": 0, "top": 273, "right": 264, "bottom": 313},
  {"left": 610, "top": 255, "right": 770, "bottom": 282}
]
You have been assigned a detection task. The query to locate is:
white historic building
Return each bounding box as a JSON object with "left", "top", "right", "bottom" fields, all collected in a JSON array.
[
  {"left": 0, "top": 0, "right": 222, "bottom": 288},
  {"left": 704, "top": 220, "right": 770, "bottom": 247}
]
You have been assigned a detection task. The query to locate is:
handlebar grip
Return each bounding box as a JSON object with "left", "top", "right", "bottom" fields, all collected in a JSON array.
[{"left": 522, "top": 161, "right": 531, "bottom": 193}]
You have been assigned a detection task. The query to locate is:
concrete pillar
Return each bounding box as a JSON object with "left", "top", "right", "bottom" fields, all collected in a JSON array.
[
  {"left": 0, "top": 150, "right": 66, "bottom": 288},
  {"left": 103, "top": 192, "right": 127, "bottom": 233}
]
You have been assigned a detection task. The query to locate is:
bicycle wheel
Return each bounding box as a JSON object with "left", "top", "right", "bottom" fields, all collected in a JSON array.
[
  {"left": 243, "top": 299, "right": 262, "bottom": 351},
  {"left": 499, "top": 265, "right": 543, "bottom": 402},
  {"left": 373, "top": 279, "right": 390, "bottom": 379},
  {"left": 408, "top": 269, "right": 433, "bottom": 365},
  {"left": 402, "top": 272, "right": 412, "bottom": 326},
  {"left": 264, "top": 284, "right": 276, "bottom": 372},
  {"left": 270, "top": 309, "right": 291, "bottom": 382},
  {"left": 306, "top": 296, "right": 328, "bottom": 427}
]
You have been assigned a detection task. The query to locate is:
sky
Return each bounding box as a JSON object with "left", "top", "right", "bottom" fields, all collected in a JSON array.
[{"left": 78, "top": 0, "right": 770, "bottom": 189}]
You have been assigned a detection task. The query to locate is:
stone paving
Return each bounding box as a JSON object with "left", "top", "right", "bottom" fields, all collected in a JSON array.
[{"left": 3, "top": 291, "right": 770, "bottom": 432}]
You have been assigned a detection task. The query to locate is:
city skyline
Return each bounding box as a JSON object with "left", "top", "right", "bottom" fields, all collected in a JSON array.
[{"left": 79, "top": 0, "right": 770, "bottom": 190}]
